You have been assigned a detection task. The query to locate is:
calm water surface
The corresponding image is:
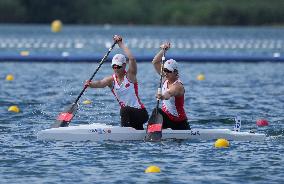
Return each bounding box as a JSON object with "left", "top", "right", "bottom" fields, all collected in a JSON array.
[{"left": 1, "top": 62, "right": 284, "bottom": 184}]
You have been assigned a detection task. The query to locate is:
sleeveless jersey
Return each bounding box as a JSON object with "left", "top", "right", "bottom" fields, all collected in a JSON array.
[
  {"left": 161, "top": 79, "right": 187, "bottom": 121},
  {"left": 111, "top": 74, "right": 145, "bottom": 109}
]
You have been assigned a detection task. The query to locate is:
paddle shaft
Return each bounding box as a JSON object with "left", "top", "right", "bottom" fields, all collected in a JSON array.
[
  {"left": 144, "top": 49, "right": 167, "bottom": 141},
  {"left": 155, "top": 49, "right": 166, "bottom": 112},
  {"left": 73, "top": 42, "right": 117, "bottom": 104}
]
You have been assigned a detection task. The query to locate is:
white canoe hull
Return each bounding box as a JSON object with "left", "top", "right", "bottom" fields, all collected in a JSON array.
[{"left": 37, "top": 123, "right": 266, "bottom": 142}]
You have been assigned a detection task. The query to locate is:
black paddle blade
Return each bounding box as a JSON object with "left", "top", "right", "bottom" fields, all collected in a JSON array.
[
  {"left": 51, "top": 103, "right": 79, "bottom": 128},
  {"left": 145, "top": 109, "right": 163, "bottom": 142}
]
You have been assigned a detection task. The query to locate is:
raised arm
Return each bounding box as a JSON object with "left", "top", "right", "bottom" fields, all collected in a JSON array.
[
  {"left": 114, "top": 35, "right": 137, "bottom": 81},
  {"left": 152, "top": 42, "right": 171, "bottom": 75}
]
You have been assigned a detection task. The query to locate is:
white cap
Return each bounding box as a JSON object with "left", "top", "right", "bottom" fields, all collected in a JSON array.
[
  {"left": 164, "top": 59, "right": 178, "bottom": 72},
  {"left": 111, "top": 54, "right": 126, "bottom": 66}
]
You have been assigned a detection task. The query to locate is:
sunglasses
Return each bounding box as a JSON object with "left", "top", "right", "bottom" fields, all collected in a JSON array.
[
  {"left": 112, "top": 65, "right": 123, "bottom": 69},
  {"left": 163, "top": 68, "right": 173, "bottom": 73}
]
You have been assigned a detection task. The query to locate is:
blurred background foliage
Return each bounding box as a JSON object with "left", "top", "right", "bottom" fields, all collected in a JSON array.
[{"left": 1, "top": 0, "right": 284, "bottom": 25}]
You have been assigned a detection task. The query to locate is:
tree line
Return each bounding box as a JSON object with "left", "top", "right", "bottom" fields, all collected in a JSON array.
[{"left": 1, "top": 0, "right": 284, "bottom": 26}]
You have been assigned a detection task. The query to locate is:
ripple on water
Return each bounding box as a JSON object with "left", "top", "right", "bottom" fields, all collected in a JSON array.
[{"left": 1, "top": 62, "right": 284, "bottom": 183}]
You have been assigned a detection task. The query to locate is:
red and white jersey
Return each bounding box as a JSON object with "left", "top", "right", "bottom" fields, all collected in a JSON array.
[
  {"left": 111, "top": 74, "right": 145, "bottom": 109},
  {"left": 162, "top": 79, "right": 187, "bottom": 121}
]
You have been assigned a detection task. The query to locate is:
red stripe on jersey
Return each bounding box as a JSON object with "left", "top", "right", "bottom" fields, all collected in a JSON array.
[
  {"left": 111, "top": 77, "right": 125, "bottom": 108},
  {"left": 174, "top": 95, "right": 187, "bottom": 120},
  {"left": 134, "top": 82, "right": 145, "bottom": 109},
  {"left": 162, "top": 96, "right": 187, "bottom": 122}
]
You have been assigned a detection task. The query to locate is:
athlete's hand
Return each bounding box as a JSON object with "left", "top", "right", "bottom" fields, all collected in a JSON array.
[
  {"left": 84, "top": 80, "right": 92, "bottom": 88},
  {"left": 156, "top": 93, "right": 163, "bottom": 100},
  {"left": 160, "top": 42, "right": 171, "bottom": 50},
  {"left": 156, "top": 88, "right": 163, "bottom": 100},
  {"left": 113, "top": 35, "right": 123, "bottom": 43}
]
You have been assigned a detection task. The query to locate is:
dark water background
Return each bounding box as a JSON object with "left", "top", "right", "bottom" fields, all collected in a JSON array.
[{"left": 1, "top": 25, "right": 284, "bottom": 183}]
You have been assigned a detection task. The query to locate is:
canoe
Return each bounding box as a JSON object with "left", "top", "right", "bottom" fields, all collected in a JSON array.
[{"left": 37, "top": 123, "right": 266, "bottom": 142}]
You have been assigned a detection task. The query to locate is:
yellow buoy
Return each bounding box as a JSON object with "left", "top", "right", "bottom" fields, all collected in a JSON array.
[
  {"left": 20, "top": 51, "right": 30, "bottom": 56},
  {"left": 6, "top": 74, "right": 14, "bottom": 81},
  {"left": 83, "top": 100, "right": 92, "bottom": 105},
  {"left": 8, "top": 105, "right": 20, "bottom": 113},
  {"left": 197, "top": 74, "right": 205, "bottom": 81},
  {"left": 51, "top": 20, "right": 62, "bottom": 33},
  {"left": 215, "top": 138, "right": 230, "bottom": 148},
  {"left": 145, "top": 165, "right": 161, "bottom": 173}
]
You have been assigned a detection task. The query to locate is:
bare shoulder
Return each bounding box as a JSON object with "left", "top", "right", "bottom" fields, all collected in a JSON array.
[{"left": 171, "top": 82, "right": 185, "bottom": 96}]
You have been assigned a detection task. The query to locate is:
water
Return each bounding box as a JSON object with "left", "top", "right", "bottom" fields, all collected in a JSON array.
[
  {"left": 1, "top": 25, "right": 284, "bottom": 59},
  {"left": 1, "top": 61, "right": 284, "bottom": 184},
  {"left": 1, "top": 25, "right": 284, "bottom": 183}
]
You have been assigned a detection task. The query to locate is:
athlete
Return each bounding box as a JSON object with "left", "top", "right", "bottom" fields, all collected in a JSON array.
[
  {"left": 152, "top": 42, "right": 190, "bottom": 130},
  {"left": 85, "top": 35, "right": 148, "bottom": 130}
]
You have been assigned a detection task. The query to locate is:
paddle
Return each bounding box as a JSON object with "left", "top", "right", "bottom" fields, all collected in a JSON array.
[
  {"left": 145, "top": 49, "right": 166, "bottom": 142},
  {"left": 51, "top": 41, "right": 117, "bottom": 128}
]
